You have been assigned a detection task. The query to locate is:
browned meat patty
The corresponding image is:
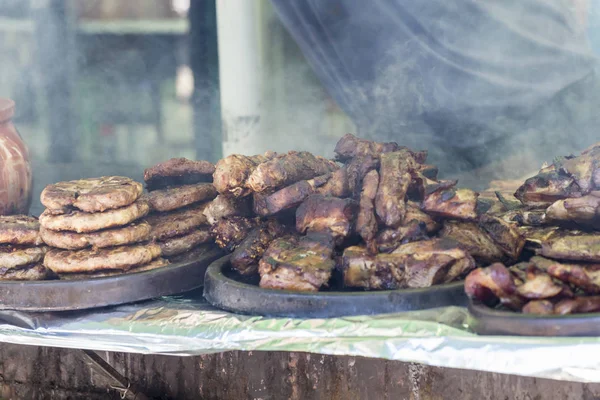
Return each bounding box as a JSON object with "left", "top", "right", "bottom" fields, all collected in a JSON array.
[
  {"left": 44, "top": 243, "right": 162, "bottom": 273},
  {"left": 157, "top": 227, "right": 213, "bottom": 257},
  {"left": 0, "top": 263, "right": 53, "bottom": 281},
  {"left": 147, "top": 183, "right": 217, "bottom": 212},
  {"left": 0, "top": 245, "right": 48, "bottom": 269},
  {"left": 147, "top": 203, "right": 210, "bottom": 241},
  {"left": 39, "top": 222, "right": 151, "bottom": 250},
  {"left": 0, "top": 215, "right": 43, "bottom": 246},
  {"left": 58, "top": 258, "right": 169, "bottom": 280},
  {"left": 422, "top": 188, "right": 480, "bottom": 221},
  {"left": 144, "top": 158, "right": 215, "bottom": 189},
  {"left": 39, "top": 199, "right": 150, "bottom": 233},
  {"left": 41, "top": 176, "right": 143, "bottom": 213}
]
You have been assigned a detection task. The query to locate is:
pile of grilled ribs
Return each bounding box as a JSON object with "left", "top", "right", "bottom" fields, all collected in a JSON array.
[
  {"left": 466, "top": 142, "right": 600, "bottom": 315},
  {"left": 204, "top": 134, "right": 526, "bottom": 293}
]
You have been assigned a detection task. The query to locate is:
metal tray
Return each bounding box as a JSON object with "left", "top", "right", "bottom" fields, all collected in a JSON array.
[
  {"left": 0, "top": 246, "right": 224, "bottom": 312},
  {"left": 203, "top": 255, "right": 468, "bottom": 318},
  {"left": 469, "top": 300, "right": 600, "bottom": 336}
]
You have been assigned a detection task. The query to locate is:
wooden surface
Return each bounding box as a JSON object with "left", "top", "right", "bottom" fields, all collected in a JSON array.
[{"left": 0, "top": 344, "right": 599, "bottom": 399}]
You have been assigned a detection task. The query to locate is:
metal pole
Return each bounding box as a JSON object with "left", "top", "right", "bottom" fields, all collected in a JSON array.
[
  {"left": 32, "top": 0, "right": 76, "bottom": 163},
  {"left": 189, "top": 0, "right": 222, "bottom": 162}
]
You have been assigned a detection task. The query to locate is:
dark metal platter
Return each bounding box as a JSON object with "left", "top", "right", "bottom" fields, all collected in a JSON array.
[
  {"left": 203, "top": 256, "right": 468, "bottom": 318},
  {"left": 469, "top": 300, "right": 600, "bottom": 336},
  {"left": 0, "top": 246, "right": 224, "bottom": 312}
]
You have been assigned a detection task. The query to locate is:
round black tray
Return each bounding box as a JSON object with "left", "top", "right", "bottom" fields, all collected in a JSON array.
[
  {"left": 0, "top": 246, "right": 224, "bottom": 312},
  {"left": 468, "top": 300, "right": 600, "bottom": 336},
  {"left": 203, "top": 255, "right": 468, "bottom": 318}
]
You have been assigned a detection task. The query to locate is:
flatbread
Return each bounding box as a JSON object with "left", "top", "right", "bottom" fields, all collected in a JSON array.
[
  {"left": 0, "top": 263, "right": 53, "bottom": 281},
  {"left": 41, "top": 176, "right": 143, "bottom": 213},
  {"left": 58, "top": 258, "right": 169, "bottom": 280},
  {"left": 0, "top": 245, "right": 48, "bottom": 269},
  {"left": 0, "top": 215, "right": 43, "bottom": 246},
  {"left": 147, "top": 203, "right": 209, "bottom": 240},
  {"left": 40, "top": 221, "right": 151, "bottom": 250},
  {"left": 158, "top": 227, "right": 213, "bottom": 257},
  {"left": 44, "top": 243, "right": 162, "bottom": 273},
  {"left": 147, "top": 183, "right": 217, "bottom": 212},
  {"left": 39, "top": 199, "right": 150, "bottom": 233}
]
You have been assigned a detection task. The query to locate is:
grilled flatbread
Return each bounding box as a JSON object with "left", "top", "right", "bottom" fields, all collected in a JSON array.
[
  {"left": 158, "top": 227, "right": 213, "bottom": 257},
  {"left": 39, "top": 199, "right": 150, "bottom": 233},
  {"left": 0, "top": 215, "right": 43, "bottom": 246},
  {"left": 0, "top": 245, "right": 48, "bottom": 269},
  {"left": 41, "top": 176, "right": 143, "bottom": 213},
  {"left": 147, "top": 203, "right": 209, "bottom": 240},
  {"left": 40, "top": 221, "right": 151, "bottom": 250},
  {"left": 147, "top": 183, "right": 217, "bottom": 212},
  {"left": 0, "top": 263, "right": 53, "bottom": 281},
  {"left": 58, "top": 257, "right": 169, "bottom": 280}
]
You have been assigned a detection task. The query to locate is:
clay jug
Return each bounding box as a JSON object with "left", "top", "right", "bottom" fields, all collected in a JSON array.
[{"left": 0, "top": 99, "right": 33, "bottom": 215}]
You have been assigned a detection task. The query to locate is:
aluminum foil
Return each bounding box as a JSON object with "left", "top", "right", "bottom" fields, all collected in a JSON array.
[{"left": 0, "top": 293, "right": 600, "bottom": 383}]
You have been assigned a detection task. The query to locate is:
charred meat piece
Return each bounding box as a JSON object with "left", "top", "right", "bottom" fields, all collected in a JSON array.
[
  {"left": 375, "top": 150, "right": 416, "bottom": 228},
  {"left": 405, "top": 201, "right": 440, "bottom": 233},
  {"left": 464, "top": 263, "right": 525, "bottom": 310},
  {"left": 346, "top": 155, "right": 379, "bottom": 198},
  {"left": 203, "top": 195, "right": 252, "bottom": 225},
  {"left": 334, "top": 134, "right": 401, "bottom": 162},
  {"left": 500, "top": 209, "right": 548, "bottom": 227},
  {"left": 422, "top": 188, "right": 480, "bottom": 221},
  {"left": 539, "top": 232, "right": 600, "bottom": 262},
  {"left": 479, "top": 215, "right": 525, "bottom": 261},
  {"left": 296, "top": 195, "right": 358, "bottom": 240},
  {"left": 391, "top": 238, "right": 476, "bottom": 287},
  {"left": 144, "top": 158, "right": 215, "bottom": 190},
  {"left": 545, "top": 259, "right": 600, "bottom": 294},
  {"left": 518, "top": 226, "right": 561, "bottom": 250},
  {"left": 546, "top": 194, "right": 600, "bottom": 224},
  {"left": 522, "top": 300, "right": 555, "bottom": 315},
  {"left": 259, "top": 232, "right": 335, "bottom": 291},
  {"left": 316, "top": 167, "right": 350, "bottom": 198},
  {"left": 515, "top": 264, "right": 569, "bottom": 300},
  {"left": 341, "top": 246, "right": 404, "bottom": 290},
  {"left": 356, "top": 170, "right": 379, "bottom": 250},
  {"left": 560, "top": 145, "right": 600, "bottom": 193},
  {"left": 230, "top": 220, "right": 287, "bottom": 275},
  {"left": 555, "top": 296, "right": 600, "bottom": 315},
  {"left": 439, "top": 221, "right": 504, "bottom": 265},
  {"left": 213, "top": 152, "right": 277, "bottom": 197},
  {"left": 514, "top": 170, "right": 581, "bottom": 207},
  {"left": 409, "top": 174, "right": 457, "bottom": 202},
  {"left": 211, "top": 217, "right": 258, "bottom": 252},
  {"left": 246, "top": 151, "right": 339, "bottom": 193},
  {"left": 376, "top": 222, "right": 428, "bottom": 253}
]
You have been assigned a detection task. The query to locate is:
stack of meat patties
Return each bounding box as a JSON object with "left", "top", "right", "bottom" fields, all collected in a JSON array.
[
  {"left": 0, "top": 215, "right": 52, "bottom": 280},
  {"left": 39, "top": 176, "right": 167, "bottom": 279},
  {"left": 143, "top": 158, "right": 217, "bottom": 258},
  {"left": 466, "top": 142, "right": 600, "bottom": 315},
  {"left": 205, "top": 135, "right": 527, "bottom": 293}
]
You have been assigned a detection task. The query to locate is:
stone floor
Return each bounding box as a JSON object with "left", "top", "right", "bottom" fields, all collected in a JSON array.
[{"left": 0, "top": 344, "right": 598, "bottom": 400}]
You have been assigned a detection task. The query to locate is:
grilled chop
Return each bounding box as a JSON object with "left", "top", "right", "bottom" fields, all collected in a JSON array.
[
  {"left": 422, "top": 188, "right": 480, "bottom": 221},
  {"left": 211, "top": 216, "right": 258, "bottom": 252},
  {"left": 246, "top": 151, "right": 339, "bottom": 193},
  {"left": 464, "top": 263, "right": 525, "bottom": 310},
  {"left": 478, "top": 215, "right": 525, "bottom": 261},
  {"left": 41, "top": 176, "right": 143, "bottom": 214},
  {"left": 356, "top": 169, "right": 379, "bottom": 249},
  {"left": 144, "top": 157, "right": 215, "bottom": 190},
  {"left": 230, "top": 220, "right": 287, "bottom": 275},
  {"left": 147, "top": 183, "right": 217, "bottom": 212},
  {"left": 39, "top": 222, "right": 151, "bottom": 250},
  {"left": 0, "top": 215, "right": 43, "bottom": 246},
  {"left": 0, "top": 263, "right": 53, "bottom": 281},
  {"left": 213, "top": 152, "right": 277, "bottom": 197},
  {"left": 203, "top": 195, "right": 252, "bottom": 225},
  {"left": 40, "top": 198, "right": 150, "bottom": 233},
  {"left": 539, "top": 233, "right": 600, "bottom": 262},
  {"left": 439, "top": 221, "right": 504, "bottom": 265},
  {"left": 375, "top": 150, "right": 416, "bottom": 228},
  {"left": 341, "top": 246, "right": 405, "bottom": 289},
  {"left": 296, "top": 194, "right": 358, "bottom": 240},
  {"left": 375, "top": 222, "right": 428, "bottom": 253},
  {"left": 258, "top": 232, "right": 335, "bottom": 292}
]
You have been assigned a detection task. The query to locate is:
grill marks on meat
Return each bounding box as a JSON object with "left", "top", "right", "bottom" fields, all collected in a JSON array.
[
  {"left": 545, "top": 259, "right": 600, "bottom": 294},
  {"left": 296, "top": 195, "right": 357, "bottom": 240},
  {"left": 546, "top": 194, "right": 600, "bottom": 225},
  {"left": 346, "top": 155, "right": 379, "bottom": 199},
  {"left": 356, "top": 170, "right": 379, "bottom": 250},
  {"left": 478, "top": 215, "right": 525, "bottom": 261},
  {"left": 514, "top": 264, "right": 570, "bottom": 300},
  {"left": 464, "top": 263, "right": 525, "bottom": 310},
  {"left": 375, "top": 150, "right": 415, "bottom": 228},
  {"left": 203, "top": 195, "right": 252, "bottom": 225},
  {"left": 440, "top": 221, "right": 504, "bottom": 265},
  {"left": 539, "top": 233, "right": 600, "bottom": 262},
  {"left": 342, "top": 246, "right": 404, "bottom": 289},
  {"left": 334, "top": 134, "right": 402, "bottom": 162},
  {"left": 213, "top": 152, "right": 277, "bottom": 197},
  {"left": 375, "top": 222, "right": 428, "bottom": 253},
  {"left": 211, "top": 217, "right": 258, "bottom": 252},
  {"left": 422, "top": 188, "right": 480, "bottom": 221},
  {"left": 247, "top": 151, "right": 339, "bottom": 193},
  {"left": 230, "top": 220, "right": 287, "bottom": 276},
  {"left": 259, "top": 232, "right": 335, "bottom": 291},
  {"left": 515, "top": 170, "right": 581, "bottom": 207}
]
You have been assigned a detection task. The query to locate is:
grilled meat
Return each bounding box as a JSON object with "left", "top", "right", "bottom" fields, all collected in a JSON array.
[
  {"left": 391, "top": 238, "right": 476, "bottom": 288},
  {"left": 144, "top": 158, "right": 215, "bottom": 190},
  {"left": 422, "top": 188, "right": 480, "bottom": 221},
  {"left": 515, "top": 170, "right": 581, "bottom": 207},
  {"left": 356, "top": 170, "right": 379, "bottom": 250},
  {"left": 296, "top": 195, "right": 358, "bottom": 240},
  {"left": 375, "top": 150, "right": 416, "bottom": 228},
  {"left": 464, "top": 263, "right": 525, "bottom": 310},
  {"left": 518, "top": 226, "right": 561, "bottom": 250},
  {"left": 230, "top": 220, "right": 287, "bottom": 275},
  {"left": 211, "top": 216, "right": 258, "bottom": 252},
  {"left": 316, "top": 167, "right": 350, "bottom": 198},
  {"left": 341, "top": 246, "right": 404, "bottom": 289},
  {"left": 539, "top": 232, "right": 600, "bottom": 262},
  {"left": 375, "top": 222, "right": 428, "bottom": 253},
  {"left": 405, "top": 201, "right": 440, "bottom": 233},
  {"left": 545, "top": 259, "right": 600, "bottom": 294},
  {"left": 213, "top": 152, "right": 277, "bottom": 197},
  {"left": 478, "top": 215, "right": 525, "bottom": 261},
  {"left": 522, "top": 300, "right": 555, "bottom": 315},
  {"left": 246, "top": 151, "right": 339, "bottom": 193},
  {"left": 500, "top": 209, "right": 548, "bottom": 226},
  {"left": 514, "top": 264, "right": 569, "bottom": 300},
  {"left": 546, "top": 194, "right": 600, "bottom": 225},
  {"left": 258, "top": 232, "right": 335, "bottom": 291},
  {"left": 346, "top": 155, "right": 379, "bottom": 198},
  {"left": 439, "top": 221, "right": 504, "bottom": 265},
  {"left": 334, "top": 134, "right": 402, "bottom": 162},
  {"left": 554, "top": 296, "right": 600, "bottom": 315},
  {"left": 203, "top": 195, "right": 252, "bottom": 225}
]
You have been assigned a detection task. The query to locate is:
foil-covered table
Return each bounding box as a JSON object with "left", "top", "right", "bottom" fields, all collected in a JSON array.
[{"left": 0, "top": 291, "right": 598, "bottom": 383}]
